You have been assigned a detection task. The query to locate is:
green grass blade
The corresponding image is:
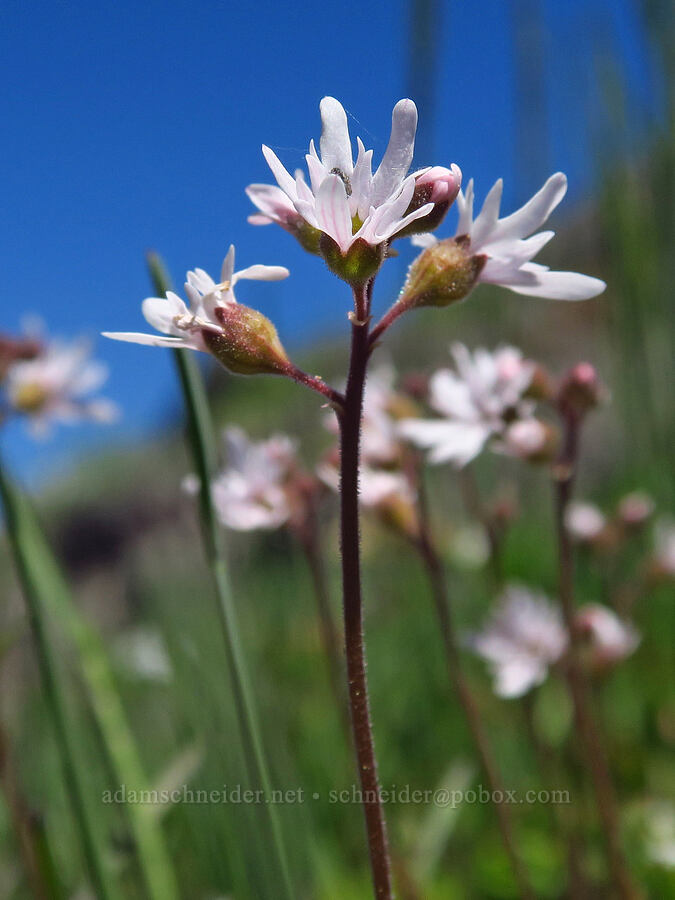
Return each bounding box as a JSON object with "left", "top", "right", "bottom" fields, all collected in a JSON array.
[
  {"left": 0, "top": 461, "right": 179, "bottom": 900},
  {"left": 0, "top": 459, "right": 120, "bottom": 900},
  {"left": 148, "top": 251, "right": 296, "bottom": 900}
]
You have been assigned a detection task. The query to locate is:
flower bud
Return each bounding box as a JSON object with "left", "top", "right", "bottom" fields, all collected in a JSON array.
[
  {"left": 556, "top": 363, "right": 604, "bottom": 418},
  {"left": 394, "top": 165, "right": 462, "bottom": 239},
  {"left": 203, "top": 304, "right": 290, "bottom": 376},
  {"left": 617, "top": 492, "right": 655, "bottom": 530},
  {"left": 399, "top": 237, "right": 486, "bottom": 310},
  {"left": 319, "top": 234, "right": 385, "bottom": 285}
]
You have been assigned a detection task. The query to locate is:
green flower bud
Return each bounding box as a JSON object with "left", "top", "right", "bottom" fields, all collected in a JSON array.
[
  {"left": 400, "top": 237, "right": 486, "bottom": 309},
  {"left": 319, "top": 234, "right": 386, "bottom": 285},
  {"left": 203, "top": 304, "right": 290, "bottom": 376}
]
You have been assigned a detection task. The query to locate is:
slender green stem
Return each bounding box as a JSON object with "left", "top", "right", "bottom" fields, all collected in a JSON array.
[
  {"left": 148, "top": 253, "right": 294, "bottom": 900},
  {"left": 0, "top": 461, "right": 118, "bottom": 900},
  {"left": 0, "top": 725, "right": 51, "bottom": 899}
]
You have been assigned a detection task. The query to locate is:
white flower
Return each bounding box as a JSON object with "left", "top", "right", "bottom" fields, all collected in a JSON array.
[
  {"left": 398, "top": 343, "right": 535, "bottom": 467},
  {"left": 565, "top": 501, "right": 607, "bottom": 542},
  {"left": 412, "top": 173, "right": 605, "bottom": 301},
  {"left": 247, "top": 97, "right": 453, "bottom": 254},
  {"left": 210, "top": 427, "right": 297, "bottom": 531},
  {"left": 5, "top": 338, "right": 117, "bottom": 436},
  {"left": 469, "top": 585, "right": 568, "bottom": 698},
  {"left": 103, "top": 245, "right": 288, "bottom": 351},
  {"left": 575, "top": 604, "right": 640, "bottom": 667}
]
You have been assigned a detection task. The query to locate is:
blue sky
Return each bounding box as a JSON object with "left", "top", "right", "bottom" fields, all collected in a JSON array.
[{"left": 0, "top": 0, "right": 661, "bottom": 485}]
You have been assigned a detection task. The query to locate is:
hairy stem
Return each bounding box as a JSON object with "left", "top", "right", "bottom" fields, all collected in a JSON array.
[
  {"left": 338, "top": 281, "right": 392, "bottom": 899},
  {"left": 415, "top": 475, "right": 534, "bottom": 900},
  {"left": 553, "top": 415, "right": 638, "bottom": 899}
]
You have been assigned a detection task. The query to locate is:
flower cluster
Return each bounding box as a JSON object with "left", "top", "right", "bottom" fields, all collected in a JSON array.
[
  {"left": 469, "top": 585, "right": 639, "bottom": 698},
  {"left": 398, "top": 343, "right": 543, "bottom": 467}
]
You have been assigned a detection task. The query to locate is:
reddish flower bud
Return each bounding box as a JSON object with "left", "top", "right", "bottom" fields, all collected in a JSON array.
[
  {"left": 394, "top": 165, "right": 462, "bottom": 239},
  {"left": 203, "top": 304, "right": 290, "bottom": 376},
  {"left": 556, "top": 362, "right": 604, "bottom": 418}
]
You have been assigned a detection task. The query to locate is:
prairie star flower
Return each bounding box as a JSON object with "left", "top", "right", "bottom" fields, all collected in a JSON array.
[
  {"left": 398, "top": 344, "right": 535, "bottom": 467},
  {"left": 412, "top": 173, "right": 606, "bottom": 301},
  {"left": 5, "top": 337, "right": 117, "bottom": 436},
  {"left": 468, "top": 585, "right": 568, "bottom": 698},
  {"left": 210, "top": 427, "right": 298, "bottom": 531},
  {"left": 103, "top": 245, "right": 288, "bottom": 353},
  {"left": 248, "top": 97, "right": 459, "bottom": 259}
]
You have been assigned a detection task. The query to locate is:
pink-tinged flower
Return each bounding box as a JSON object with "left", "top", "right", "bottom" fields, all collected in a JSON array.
[
  {"left": 398, "top": 344, "right": 535, "bottom": 467},
  {"left": 247, "top": 97, "right": 459, "bottom": 256},
  {"left": 565, "top": 501, "right": 607, "bottom": 542},
  {"left": 575, "top": 604, "right": 639, "bottom": 668},
  {"left": 469, "top": 585, "right": 568, "bottom": 698},
  {"left": 209, "top": 427, "right": 298, "bottom": 531},
  {"left": 103, "top": 245, "right": 288, "bottom": 353},
  {"left": 5, "top": 338, "right": 117, "bottom": 436},
  {"left": 412, "top": 173, "right": 606, "bottom": 301},
  {"left": 617, "top": 491, "right": 655, "bottom": 528}
]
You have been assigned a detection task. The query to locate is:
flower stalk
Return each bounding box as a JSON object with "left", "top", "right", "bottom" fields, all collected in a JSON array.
[
  {"left": 413, "top": 472, "right": 534, "bottom": 900},
  {"left": 338, "top": 281, "right": 392, "bottom": 899},
  {"left": 552, "top": 406, "right": 639, "bottom": 900}
]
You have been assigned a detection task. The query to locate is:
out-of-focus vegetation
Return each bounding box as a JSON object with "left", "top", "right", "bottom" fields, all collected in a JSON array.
[{"left": 1, "top": 2, "right": 674, "bottom": 898}]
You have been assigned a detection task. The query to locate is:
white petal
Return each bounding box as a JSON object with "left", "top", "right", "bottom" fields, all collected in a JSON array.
[
  {"left": 508, "top": 264, "right": 606, "bottom": 300},
  {"left": 371, "top": 99, "right": 418, "bottom": 205},
  {"left": 220, "top": 245, "right": 236, "bottom": 285},
  {"left": 494, "top": 172, "right": 567, "bottom": 242},
  {"left": 399, "top": 419, "right": 492, "bottom": 467},
  {"left": 314, "top": 174, "right": 353, "bottom": 251},
  {"left": 470, "top": 179, "right": 503, "bottom": 249},
  {"left": 410, "top": 233, "right": 438, "bottom": 249},
  {"left": 351, "top": 138, "right": 373, "bottom": 218},
  {"left": 261, "top": 145, "right": 298, "bottom": 200},
  {"left": 70, "top": 361, "right": 108, "bottom": 396},
  {"left": 102, "top": 331, "right": 189, "bottom": 348},
  {"left": 319, "top": 97, "right": 353, "bottom": 175},
  {"left": 142, "top": 293, "right": 188, "bottom": 335},
  {"left": 305, "top": 145, "right": 328, "bottom": 194},
  {"left": 428, "top": 369, "right": 478, "bottom": 419},
  {"left": 186, "top": 267, "right": 217, "bottom": 296},
  {"left": 455, "top": 179, "right": 474, "bottom": 236},
  {"left": 233, "top": 264, "right": 289, "bottom": 283},
  {"left": 494, "top": 659, "right": 546, "bottom": 698},
  {"left": 246, "top": 184, "right": 297, "bottom": 220}
]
